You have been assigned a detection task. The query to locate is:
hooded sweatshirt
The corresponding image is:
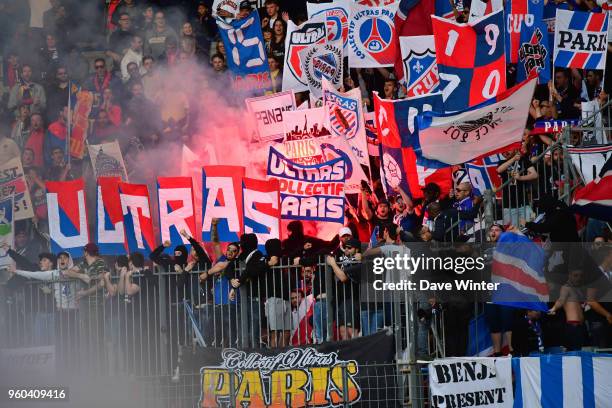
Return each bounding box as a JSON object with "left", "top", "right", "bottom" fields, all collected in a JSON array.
[
  {"left": 265, "top": 238, "right": 290, "bottom": 301},
  {"left": 237, "top": 233, "right": 267, "bottom": 297},
  {"left": 150, "top": 244, "right": 191, "bottom": 301}
]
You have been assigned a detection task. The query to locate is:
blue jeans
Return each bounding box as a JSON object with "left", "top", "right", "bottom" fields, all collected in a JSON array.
[
  {"left": 33, "top": 312, "right": 55, "bottom": 346},
  {"left": 360, "top": 310, "right": 384, "bottom": 336},
  {"left": 313, "top": 301, "right": 327, "bottom": 343}
]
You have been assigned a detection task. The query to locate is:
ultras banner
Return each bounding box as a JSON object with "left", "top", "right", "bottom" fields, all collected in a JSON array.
[{"left": 181, "top": 331, "right": 396, "bottom": 408}]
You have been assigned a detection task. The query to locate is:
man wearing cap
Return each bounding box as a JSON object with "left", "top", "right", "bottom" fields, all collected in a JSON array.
[{"left": 338, "top": 227, "right": 353, "bottom": 251}]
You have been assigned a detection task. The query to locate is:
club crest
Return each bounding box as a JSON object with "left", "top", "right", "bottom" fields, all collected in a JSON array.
[{"left": 403, "top": 49, "right": 439, "bottom": 97}]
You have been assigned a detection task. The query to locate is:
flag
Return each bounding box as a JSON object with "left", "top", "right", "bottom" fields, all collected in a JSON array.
[
  {"left": 416, "top": 77, "right": 537, "bottom": 165},
  {"left": 298, "top": 40, "right": 343, "bottom": 99},
  {"left": 466, "top": 314, "right": 493, "bottom": 356},
  {"left": 531, "top": 119, "right": 579, "bottom": 135},
  {"left": 306, "top": 0, "right": 350, "bottom": 53},
  {"left": 119, "top": 183, "right": 156, "bottom": 255},
  {"left": 491, "top": 231, "right": 549, "bottom": 312},
  {"left": 96, "top": 177, "right": 126, "bottom": 255},
  {"left": 517, "top": 19, "right": 552, "bottom": 84},
  {"left": 322, "top": 79, "right": 369, "bottom": 166},
  {"left": 242, "top": 177, "right": 281, "bottom": 246},
  {"left": 202, "top": 166, "right": 246, "bottom": 243},
  {"left": 568, "top": 144, "right": 612, "bottom": 184},
  {"left": 465, "top": 153, "right": 505, "bottom": 198},
  {"left": 554, "top": 9, "right": 609, "bottom": 69},
  {"left": 432, "top": 9, "right": 506, "bottom": 112},
  {"left": 69, "top": 85, "right": 94, "bottom": 159},
  {"left": 88, "top": 141, "right": 128, "bottom": 180},
  {"left": 282, "top": 19, "right": 327, "bottom": 92},
  {"left": 571, "top": 155, "right": 612, "bottom": 222},
  {"left": 157, "top": 177, "right": 197, "bottom": 254},
  {"left": 0, "top": 197, "right": 14, "bottom": 267},
  {"left": 0, "top": 157, "right": 34, "bottom": 221},
  {"left": 365, "top": 112, "right": 380, "bottom": 157},
  {"left": 245, "top": 90, "right": 296, "bottom": 142},
  {"left": 505, "top": 0, "right": 544, "bottom": 64},
  {"left": 434, "top": 0, "right": 457, "bottom": 20},
  {"left": 399, "top": 35, "right": 440, "bottom": 97},
  {"left": 46, "top": 179, "right": 90, "bottom": 258},
  {"left": 217, "top": 10, "right": 271, "bottom": 94},
  {"left": 348, "top": 0, "right": 400, "bottom": 68},
  {"left": 513, "top": 353, "right": 612, "bottom": 408}
]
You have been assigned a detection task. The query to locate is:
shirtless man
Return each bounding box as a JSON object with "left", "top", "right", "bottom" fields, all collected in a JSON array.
[{"left": 549, "top": 269, "right": 587, "bottom": 350}]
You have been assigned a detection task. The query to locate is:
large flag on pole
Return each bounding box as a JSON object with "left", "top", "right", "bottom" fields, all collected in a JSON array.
[{"left": 415, "top": 77, "right": 537, "bottom": 165}]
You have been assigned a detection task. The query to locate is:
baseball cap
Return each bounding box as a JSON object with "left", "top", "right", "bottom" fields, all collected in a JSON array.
[
  {"left": 345, "top": 238, "right": 361, "bottom": 249},
  {"left": 422, "top": 182, "right": 440, "bottom": 194},
  {"left": 339, "top": 227, "right": 352, "bottom": 237},
  {"left": 83, "top": 243, "right": 99, "bottom": 256},
  {"left": 239, "top": 1, "right": 251, "bottom": 10}
]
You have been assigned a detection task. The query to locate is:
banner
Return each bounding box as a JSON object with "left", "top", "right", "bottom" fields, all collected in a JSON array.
[
  {"left": 96, "top": 177, "right": 126, "bottom": 255},
  {"left": 282, "top": 19, "right": 327, "bottom": 92},
  {"left": 202, "top": 166, "right": 245, "bottom": 243},
  {"left": 284, "top": 107, "right": 331, "bottom": 143},
  {"left": 513, "top": 353, "right": 612, "bottom": 408},
  {"left": 69, "top": 87, "right": 94, "bottom": 160},
  {"left": 307, "top": 0, "right": 350, "bottom": 52},
  {"left": 347, "top": 0, "right": 400, "bottom": 68},
  {"left": 505, "top": 0, "right": 544, "bottom": 64},
  {"left": 432, "top": 9, "right": 506, "bottom": 112},
  {"left": 416, "top": 78, "right": 537, "bottom": 165},
  {"left": 47, "top": 179, "right": 89, "bottom": 258},
  {"left": 0, "top": 196, "right": 14, "bottom": 267},
  {"left": 267, "top": 147, "right": 346, "bottom": 223},
  {"left": 246, "top": 90, "right": 296, "bottom": 142},
  {"left": 429, "top": 358, "right": 513, "bottom": 408},
  {"left": 243, "top": 177, "right": 281, "bottom": 245},
  {"left": 182, "top": 331, "right": 396, "bottom": 407},
  {"left": 119, "top": 183, "right": 155, "bottom": 256},
  {"left": 217, "top": 10, "right": 271, "bottom": 93},
  {"left": 568, "top": 144, "right": 612, "bottom": 184},
  {"left": 465, "top": 154, "right": 505, "bottom": 198},
  {"left": 298, "top": 40, "right": 343, "bottom": 99},
  {"left": 399, "top": 35, "right": 439, "bottom": 97},
  {"left": 88, "top": 140, "right": 128, "bottom": 180},
  {"left": 0, "top": 158, "right": 33, "bottom": 221},
  {"left": 554, "top": 9, "right": 609, "bottom": 70},
  {"left": 581, "top": 100, "right": 606, "bottom": 146},
  {"left": 571, "top": 156, "right": 612, "bottom": 222},
  {"left": 531, "top": 119, "right": 579, "bottom": 135},
  {"left": 322, "top": 80, "right": 369, "bottom": 166},
  {"left": 157, "top": 177, "right": 197, "bottom": 253},
  {"left": 517, "top": 19, "right": 552, "bottom": 84}
]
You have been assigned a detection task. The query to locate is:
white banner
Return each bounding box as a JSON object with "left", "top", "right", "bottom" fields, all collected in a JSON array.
[
  {"left": 429, "top": 357, "right": 513, "bottom": 408},
  {"left": 568, "top": 144, "right": 612, "bottom": 184},
  {"left": 307, "top": 0, "right": 350, "bottom": 53},
  {"left": 298, "top": 40, "right": 343, "bottom": 99},
  {"left": 88, "top": 141, "right": 128, "bottom": 181},
  {"left": 399, "top": 35, "right": 439, "bottom": 97},
  {"left": 347, "top": 0, "right": 399, "bottom": 68},
  {"left": 322, "top": 80, "right": 369, "bottom": 167},
  {"left": 283, "top": 107, "right": 331, "bottom": 142},
  {"left": 417, "top": 78, "right": 537, "bottom": 165},
  {"left": 0, "top": 196, "right": 14, "bottom": 267},
  {"left": 246, "top": 90, "right": 296, "bottom": 142},
  {"left": 553, "top": 9, "right": 609, "bottom": 70},
  {"left": 282, "top": 19, "right": 327, "bottom": 92},
  {"left": 0, "top": 158, "right": 34, "bottom": 221}
]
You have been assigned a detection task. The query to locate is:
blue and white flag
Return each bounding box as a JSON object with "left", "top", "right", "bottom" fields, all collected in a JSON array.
[
  {"left": 554, "top": 9, "right": 609, "bottom": 69},
  {"left": 491, "top": 231, "right": 548, "bottom": 312},
  {"left": 399, "top": 35, "right": 439, "bottom": 98},
  {"left": 513, "top": 353, "right": 612, "bottom": 408},
  {"left": 217, "top": 10, "right": 271, "bottom": 94},
  {"left": 416, "top": 78, "right": 536, "bottom": 166}
]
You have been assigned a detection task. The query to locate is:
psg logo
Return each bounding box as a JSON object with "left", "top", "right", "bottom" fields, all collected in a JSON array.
[
  {"left": 349, "top": 9, "right": 397, "bottom": 66},
  {"left": 312, "top": 7, "right": 349, "bottom": 48},
  {"left": 359, "top": 18, "right": 393, "bottom": 53}
]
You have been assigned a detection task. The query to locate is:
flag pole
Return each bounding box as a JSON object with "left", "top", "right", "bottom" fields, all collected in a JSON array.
[{"left": 67, "top": 80, "right": 72, "bottom": 166}]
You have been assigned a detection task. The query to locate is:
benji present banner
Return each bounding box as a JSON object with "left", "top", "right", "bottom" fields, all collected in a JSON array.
[
  {"left": 0, "top": 196, "right": 14, "bottom": 267},
  {"left": 202, "top": 166, "right": 246, "bottom": 243},
  {"left": 96, "top": 177, "right": 126, "bottom": 255},
  {"left": 0, "top": 158, "right": 33, "bottom": 221},
  {"left": 298, "top": 40, "right": 343, "bottom": 99},
  {"left": 217, "top": 10, "right": 271, "bottom": 93},
  {"left": 119, "top": 183, "right": 156, "bottom": 256},
  {"left": 416, "top": 78, "right": 537, "bottom": 165},
  {"left": 347, "top": 0, "right": 400, "bottom": 68},
  {"left": 283, "top": 19, "right": 327, "bottom": 93},
  {"left": 88, "top": 141, "right": 128, "bottom": 180},
  {"left": 307, "top": 0, "right": 350, "bottom": 52},
  {"left": 267, "top": 146, "right": 346, "bottom": 223},
  {"left": 243, "top": 177, "right": 281, "bottom": 245},
  {"left": 157, "top": 177, "right": 197, "bottom": 252},
  {"left": 47, "top": 179, "right": 89, "bottom": 258},
  {"left": 246, "top": 90, "right": 296, "bottom": 142},
  {"left": 322, "top": 79, "right": 369, "bottom": 166},
  {"left": 399, "top": 36, "right": 440, "bottom": 97},
  {"left": 429, "top": 358, "right": 513, "bottom": 408},
  {"left": 554, "top": 9, "right": 609, "bottom": 70},
  {"left": 432, "top": 9, "right": 506, "bottom": 112}
]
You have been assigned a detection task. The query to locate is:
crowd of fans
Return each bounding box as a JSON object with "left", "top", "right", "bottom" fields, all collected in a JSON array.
[{"left": 0, "top": 0, "right": 611, "bottom": 380}]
